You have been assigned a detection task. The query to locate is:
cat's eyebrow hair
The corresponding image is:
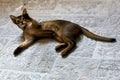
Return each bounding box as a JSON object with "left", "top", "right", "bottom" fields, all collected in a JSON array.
[
  {"left": 23, "top": 14, "right": 31, "bottom": 20},
  {"left": 17, "top": 15, "right": 22, "bottom": 18}
]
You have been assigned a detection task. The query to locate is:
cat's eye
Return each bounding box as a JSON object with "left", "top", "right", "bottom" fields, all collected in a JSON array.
[{"left": 16, "top": 20, "right": 20, "bottom": 23}]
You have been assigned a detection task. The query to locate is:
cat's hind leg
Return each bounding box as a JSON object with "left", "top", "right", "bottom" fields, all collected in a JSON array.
[
  {"left": 60, "top": 36, "right": 76, "bottom": 58},
  {"left": 55, "top": 43, "right": 67, "bottom": 52}
]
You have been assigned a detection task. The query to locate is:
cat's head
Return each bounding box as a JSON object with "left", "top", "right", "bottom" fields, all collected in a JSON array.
[{"left": 10, "top": 8, "right": 31, "bottom": 30}]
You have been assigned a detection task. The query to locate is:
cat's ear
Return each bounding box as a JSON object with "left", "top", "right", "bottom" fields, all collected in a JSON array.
[
  {"left": 10, "top": 15, "right": 17, "bottom": 23},
  {"left": 22, "top": 8, "right": 27, "bottom": 15},
  {"left": 21, "top": 6, "right": 27, "bottom": 15}
]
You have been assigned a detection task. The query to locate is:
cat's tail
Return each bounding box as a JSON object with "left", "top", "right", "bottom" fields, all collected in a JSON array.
[{"left": 81, "top": 27, "right": 116, "bottom": 42}]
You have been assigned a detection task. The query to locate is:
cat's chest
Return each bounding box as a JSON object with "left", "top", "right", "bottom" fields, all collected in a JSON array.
[{"left": 25, "top": 26, "right": 40, "bottom": 36}]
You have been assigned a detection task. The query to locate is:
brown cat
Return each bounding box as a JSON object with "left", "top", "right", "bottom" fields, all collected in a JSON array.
[{"left": 10, "top": 7, "right": 116, "bottom": 58}]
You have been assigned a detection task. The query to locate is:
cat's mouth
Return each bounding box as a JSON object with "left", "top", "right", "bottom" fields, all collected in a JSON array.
[{"left": 19, "top": 22, "right": 26, "bottom": 29}]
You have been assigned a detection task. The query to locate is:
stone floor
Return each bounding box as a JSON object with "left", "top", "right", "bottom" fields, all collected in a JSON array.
[{"left": 0, "top": 0, "right": 120, "bottom": 80}]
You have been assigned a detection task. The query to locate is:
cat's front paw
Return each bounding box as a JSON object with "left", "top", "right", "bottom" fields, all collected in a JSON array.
[{"left": 14, "top": 47, "right": 24, "bottom": 57}]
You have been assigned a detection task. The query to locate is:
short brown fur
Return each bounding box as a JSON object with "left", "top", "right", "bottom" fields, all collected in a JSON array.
[{"left": 10, "top": 7, "right": 116, "bottom": 58}]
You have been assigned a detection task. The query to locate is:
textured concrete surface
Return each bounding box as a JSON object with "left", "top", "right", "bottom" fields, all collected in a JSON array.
[{"left": 0, "top": 0, "right": 120, "bottom": 80}]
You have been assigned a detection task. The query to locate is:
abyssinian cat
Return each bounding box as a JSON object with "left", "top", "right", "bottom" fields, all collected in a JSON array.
[{"left": 10, "top": 7, "right": 116, "bottom": 58}]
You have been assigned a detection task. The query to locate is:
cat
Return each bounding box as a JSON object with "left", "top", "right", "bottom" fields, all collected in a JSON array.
[{"left": 10, "top": 7, "right": 116, "bottom": 58}]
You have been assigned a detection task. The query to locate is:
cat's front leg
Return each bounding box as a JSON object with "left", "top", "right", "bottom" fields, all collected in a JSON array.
[
  {"left": 14, "top": 38, "right": 35, "bottom": 57},
  {"left": 38, "top": 30, "right": 55, "bottom": 38}
]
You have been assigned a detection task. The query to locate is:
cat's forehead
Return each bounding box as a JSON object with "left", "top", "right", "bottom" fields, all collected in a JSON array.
[
  {"left": 17, "top": 14, "right": 30, "bottom": 19},
  {"left": 17, "top": 15, "right": 22, "bottom": 18},
  {"left": 17, "top": 15, "right": 25, "bottom": 20}
]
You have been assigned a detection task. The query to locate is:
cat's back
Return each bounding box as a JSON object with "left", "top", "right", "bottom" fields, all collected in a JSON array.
[{"left": 40, "top": 20, "right": 72, "bottom": 26}]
